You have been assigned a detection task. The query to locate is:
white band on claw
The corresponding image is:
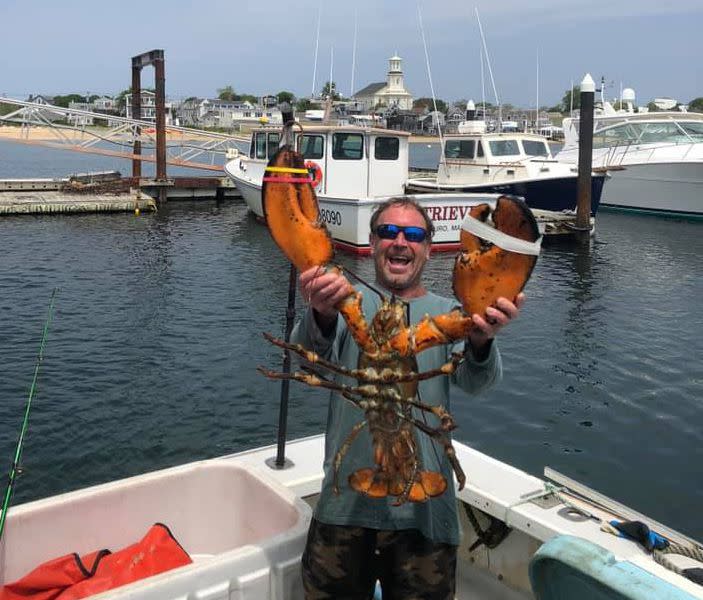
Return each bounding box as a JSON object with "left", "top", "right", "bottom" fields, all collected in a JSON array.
[{"left": 461, "top": 215, "right": 543, "bottom": 256}]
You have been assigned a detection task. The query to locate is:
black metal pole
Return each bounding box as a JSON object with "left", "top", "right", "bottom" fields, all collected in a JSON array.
[
  {"left": 576, "top": 73, "right": 595, "bottom": 236},
  {"left": 268, "top": 106, "right": 298, "bottom": 469},
  {"left": 271, "top": 265, "right": 298, "bottom": 468}
]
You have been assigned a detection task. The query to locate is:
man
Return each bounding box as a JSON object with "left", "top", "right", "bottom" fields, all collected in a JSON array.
[{"left": 292, "top": 197, "right": 524, "bottom": 599}]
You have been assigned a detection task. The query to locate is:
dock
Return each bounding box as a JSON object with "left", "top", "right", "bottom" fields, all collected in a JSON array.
[{"left": 0, "top": 173, "right": 241, "bottom": 216}]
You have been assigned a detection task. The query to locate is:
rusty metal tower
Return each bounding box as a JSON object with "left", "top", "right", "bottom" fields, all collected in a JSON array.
[{"left": 131, "top": 49, "right": 169, "bottom": 201}]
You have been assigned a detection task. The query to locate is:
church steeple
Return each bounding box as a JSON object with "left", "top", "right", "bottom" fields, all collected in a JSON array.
[{"left": 387, "top": 54, "right": 404, "bottom": 91}]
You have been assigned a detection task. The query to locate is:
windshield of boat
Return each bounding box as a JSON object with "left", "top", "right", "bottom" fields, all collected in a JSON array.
[
  {"left": 251, "top": 132, "right": 280, "bottom": 159},
  {"left": 488, "top": 139, "right": 521, "bottom": 157},
  {"left": 444, "top": 139, "right": 476, "bottom": 159},
  {"left": 522, "top": 140, "right": 550, "bottom": 157},
  {"left": 593, "top": 120, "right": 703, "bottom": 148},
  {"left": 297, "top": 134, "right": 324, "bottom": 159}
]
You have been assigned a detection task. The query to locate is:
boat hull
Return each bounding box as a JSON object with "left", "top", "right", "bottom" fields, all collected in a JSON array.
[
  {"left": 225, "top": 159, "right": 501, "bottom": 254},
  {"left": 600, "top": 162, "right": 703, "bottom": 217},
  {"left": 406, "top": 173, "right": 605, "bottom": 215}
]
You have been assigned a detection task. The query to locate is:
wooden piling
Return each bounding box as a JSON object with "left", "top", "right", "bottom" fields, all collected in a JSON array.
[{"left": 576, "top": 74, "right": 595, "bottom": 236}]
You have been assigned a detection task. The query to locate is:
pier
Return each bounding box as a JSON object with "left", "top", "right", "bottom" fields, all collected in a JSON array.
[{"left": 0, "top": 173, "right": 241, "bottom": 216}]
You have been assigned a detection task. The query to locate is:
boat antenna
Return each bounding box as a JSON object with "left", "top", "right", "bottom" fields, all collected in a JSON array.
[
  {"left": 311, "top": 2, "right": 322, "bottom": 98},
  {"left": 480, "top": 44, "right": 486, "bottom": 120},
  {"left": 350, "top": 8, "right": 358, "bottom": 99},
  {"left": 570, "top": 79, "right": 574, "bottom": 116},
  {"left": 0, "top": 288, "right": 58, "bottom": 541},
  {"left": 475, "top": 8, "right": 501, "bottom": 130},
  {"left": 535, "top": 49, "right": 540, "bottom": 133},
  {"left": 323, "top": 46, "right": 334, "bottom": 124},
  {"left": 416, "top": 1, "right": 444, "bottom": 148}
]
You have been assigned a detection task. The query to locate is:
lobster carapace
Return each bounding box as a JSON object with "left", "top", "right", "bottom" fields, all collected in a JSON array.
[{"left": 259, "top": 141, "right": 540, "bottom": 505}]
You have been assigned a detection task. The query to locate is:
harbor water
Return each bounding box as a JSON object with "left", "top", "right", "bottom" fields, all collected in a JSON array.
[{"left": 0, "top": 140, "right": 702, "bottom": 543}]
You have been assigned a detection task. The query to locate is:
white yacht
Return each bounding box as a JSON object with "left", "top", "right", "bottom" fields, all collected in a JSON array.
[
  {"left": 224, "top": 125, "right": 500, "bottom": 254},
  {"left": 555, "top": 89, "right": 703, "bottom": 217},
  {"left": 406, "top": 103, "right": 606, "bottom": 216}
]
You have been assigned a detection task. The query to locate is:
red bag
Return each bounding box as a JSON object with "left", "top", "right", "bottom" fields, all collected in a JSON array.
[{"left": 1, "top": 523, "right": 192, "bottom": 600}]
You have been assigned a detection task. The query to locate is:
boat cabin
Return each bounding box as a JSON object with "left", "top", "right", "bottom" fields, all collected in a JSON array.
[
  {"left": 437, "top": 132, "right": 555, "bottom": 185},
  {"left": 246, "top": 125, "right": 410, "bottom": 200}
]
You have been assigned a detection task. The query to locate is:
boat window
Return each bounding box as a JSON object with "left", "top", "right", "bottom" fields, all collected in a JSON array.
[
  {"left": 522, "top": 140, "right": 550, "bottom": 157},
  {"left": 297, "top": 134, "right": 324, "bottom": 159},
  {"left": 476, "top": 142, "right": 484, "bottom": 157},
  {"left": 332, "top": 133, "right": 364, "bottom": 160},
  {"left": 375, "top": 136, "right": 400, "bottom": 160},
  {"left": 255, "top": 132, "right": 267, "bottom": 159},
  {"left": 444, "top": 139, "right": 475, "bottom": 159},
  {"left": 679, "top": 122, "right": 703, "bottom": 140},
  {"left": 593, "top": 123, "right": 641, "bottom": 148},
  {"left": 488, "top": 139, "right": 521, "bottom": 156},
  {"left": 267, "top": 133, "right": 280, "bottom": 158}
]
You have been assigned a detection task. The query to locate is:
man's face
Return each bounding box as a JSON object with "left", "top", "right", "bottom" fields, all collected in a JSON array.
[{"left": 371, "top": 205, "right": 431, "bottom": 297}]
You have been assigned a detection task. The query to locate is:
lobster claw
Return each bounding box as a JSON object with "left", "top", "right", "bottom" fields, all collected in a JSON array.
[
  {"left": 453, "top": 195, "right": 541, "bottom": 316},
  {"left": 262, "top": 146, "right": 333, "bottom": 271}
]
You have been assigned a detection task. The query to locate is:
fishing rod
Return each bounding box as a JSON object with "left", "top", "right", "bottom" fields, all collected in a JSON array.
[{"left": 0, "top": 288, "right": 58, "bottom": 541}]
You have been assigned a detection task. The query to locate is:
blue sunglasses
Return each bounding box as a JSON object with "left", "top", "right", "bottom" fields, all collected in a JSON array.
[{"left": 375, "top": 223, "right": 428, "bottom": 243}]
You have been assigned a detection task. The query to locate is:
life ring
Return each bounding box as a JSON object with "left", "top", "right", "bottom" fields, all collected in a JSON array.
[{"left": 305, "top": 161, "right": 323, "bottom": 188}]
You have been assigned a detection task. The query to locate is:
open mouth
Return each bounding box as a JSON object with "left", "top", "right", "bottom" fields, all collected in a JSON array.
[{"left": 387, "top": 255, "right": 412, "bottom": 271}]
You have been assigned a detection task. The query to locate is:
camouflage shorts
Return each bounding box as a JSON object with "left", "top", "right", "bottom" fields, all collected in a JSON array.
[{"left": 301, "top": 518, "right": 457, "bottom": 600}]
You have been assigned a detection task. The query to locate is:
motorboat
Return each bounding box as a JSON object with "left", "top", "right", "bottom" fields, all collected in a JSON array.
[
  {"left": 2, "top": 434, "right": 702, "bottom": 599},
  {"left": 224, "top": 124, "right": 503, "bottom": 254},
  {"left": 555, "top": 90, "right": 703, "bottom": 217},
  {"left": 405, "top": 103, "right": 606, "bottom": 216}
]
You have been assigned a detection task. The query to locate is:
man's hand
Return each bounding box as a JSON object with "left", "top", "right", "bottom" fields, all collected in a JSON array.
[
  {"left": 299, "top": 267, "right": 352, "bottom": 331},
  {"left": 468, "top": 293, "right": 525, "bottom": 359}
]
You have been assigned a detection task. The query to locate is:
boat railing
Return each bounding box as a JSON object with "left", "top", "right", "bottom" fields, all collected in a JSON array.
[{"left": 603, "top": 137, "right": 699, "bottom": 167}]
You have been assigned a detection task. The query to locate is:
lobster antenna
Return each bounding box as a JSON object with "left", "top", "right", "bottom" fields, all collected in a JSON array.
[{"left": 341, "top": 265, "right": 387, "bottom": 301}]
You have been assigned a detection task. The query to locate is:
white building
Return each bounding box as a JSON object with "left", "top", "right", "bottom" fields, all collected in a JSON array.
[
  {"left": 353, "top": 55, "right": 413, "bottom": 111},
  {"left": 652, "top": 97, "right": 677, "bottom": 111}
]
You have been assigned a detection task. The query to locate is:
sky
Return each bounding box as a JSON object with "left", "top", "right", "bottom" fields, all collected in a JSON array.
[{"left": 1, "top": 0, "right": 701, "bottom": 109}]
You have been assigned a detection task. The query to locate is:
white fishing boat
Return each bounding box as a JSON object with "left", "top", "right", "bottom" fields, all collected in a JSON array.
[
  {"left": 555, "top": 89, "right": 703, "bottom": 217},
  {"left": 224, "top": 124, "right": 502, "bottom": 254},
  {"left": 2, "top": 435, "right": 702, "bottom": 599},
  {"left": 405, "top": 103, "right": 606, "bottom": 216}
]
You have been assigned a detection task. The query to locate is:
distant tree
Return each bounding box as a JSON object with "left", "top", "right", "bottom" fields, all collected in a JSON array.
[
  {"left": 296, "top": 98, "right": 316, "bottom": 112},
  {"left": 276, "top": 91, "right": 295, "bottom": 105},
  {"left": 53, "top": 94, "right": 85, "bottom": 107},
  {"left": 413, "top": 97, "right": 447, "bottom": 113},
  {"left": 646, "top": 102, "right": 660, "bottom": 112},
  {"left": 217, "top": 85, "right": 238, "bottom": 101},
  {"left": 0, "top": 102, "right": 15, "bottom": 116},
  {"left": 320, "top": 81, "right": 340, "bottom": 101},
  {"left": 239, "top": 94, "right": 258, "bottom": 104},
  {"left": 559, "top": 86, "right": 581, "bottom": 113},
  {"left": 687, "top": 97, "right": 703, "bottom": 112}
]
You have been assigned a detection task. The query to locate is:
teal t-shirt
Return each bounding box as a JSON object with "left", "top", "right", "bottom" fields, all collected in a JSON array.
[{"left": 291, "top": 285, "right": 502, "bottom": 546}]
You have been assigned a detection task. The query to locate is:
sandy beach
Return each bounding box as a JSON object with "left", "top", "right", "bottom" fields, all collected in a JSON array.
[{"left": 0, "top": 125, "right": 246, "bottom": 143}]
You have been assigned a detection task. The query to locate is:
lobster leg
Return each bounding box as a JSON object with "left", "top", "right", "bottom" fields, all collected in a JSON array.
[
  {"left": 263, "top": 333, "right": 463, "bottom": 385},
  {"left": 333, "top": 420, "right": 367, "bottom": 495},
  {"left": 395, "top": 411, "right": 467, "bottom": 491}
]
